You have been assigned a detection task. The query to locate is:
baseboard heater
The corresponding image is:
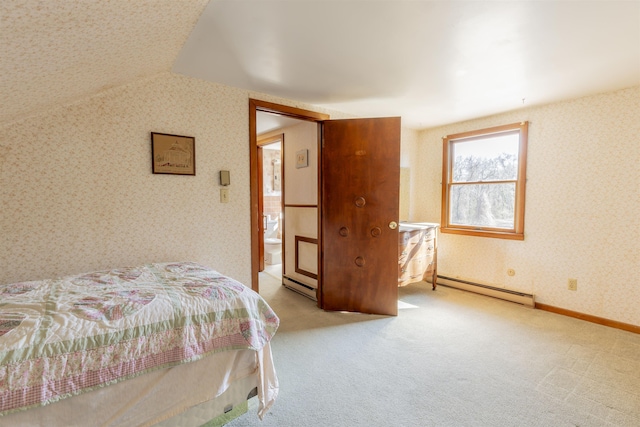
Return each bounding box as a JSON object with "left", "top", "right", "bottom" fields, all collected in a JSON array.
[
  {"left": 437, "top": 275, "right": 535, "bottom": 307},
  {"left": 283, "top": 276, "right": 317, "bottom": 301}
]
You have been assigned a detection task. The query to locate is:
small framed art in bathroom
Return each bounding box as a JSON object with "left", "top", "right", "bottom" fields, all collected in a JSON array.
[{"left": 295, "top": 149, "right": 308, "bottom": 168}]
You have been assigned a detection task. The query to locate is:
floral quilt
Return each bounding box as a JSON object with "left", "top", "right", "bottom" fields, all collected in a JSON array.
[{"left": 0, "top": 262, "right": 279, "bottom": 415}]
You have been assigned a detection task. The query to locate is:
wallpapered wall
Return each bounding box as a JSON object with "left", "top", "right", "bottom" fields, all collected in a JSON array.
[
  {"left": 1, "top": 69, "right": 636, "bottom": 325},
  {"left": 0, "top": 72, "right": 345, "bottom": 287},
  {"left": 1, "top": 0, "right": 210, "bottom": 124},
  {"left": 409, "top": 86, "right": 640, "bottom": 326}
]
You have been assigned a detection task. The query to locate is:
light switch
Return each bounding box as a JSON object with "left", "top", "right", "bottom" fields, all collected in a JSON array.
[{"left": 220, "top": 188, "right": 229, "bottom": 203}]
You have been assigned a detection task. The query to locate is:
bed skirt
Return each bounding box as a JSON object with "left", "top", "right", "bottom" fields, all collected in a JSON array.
[{"left": 1, "top": 343, "right": 277, "bottom": 426}]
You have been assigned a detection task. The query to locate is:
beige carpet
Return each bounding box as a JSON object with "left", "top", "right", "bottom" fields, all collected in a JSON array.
[{"left": 227, "top": 271, "right": 640, "bottom": 426}]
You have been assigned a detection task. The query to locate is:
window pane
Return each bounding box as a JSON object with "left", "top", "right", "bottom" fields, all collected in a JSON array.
[
  {"left": 450, "top": 183, "right": 516, "bottom": 229},
  {"left": 452, "top": 133, "right": 519, "bottom": 182}
]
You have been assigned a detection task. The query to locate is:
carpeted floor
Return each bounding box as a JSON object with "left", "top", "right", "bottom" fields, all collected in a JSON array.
[{"left": 227, "top": 267, "right": 640, "bottom": 426}]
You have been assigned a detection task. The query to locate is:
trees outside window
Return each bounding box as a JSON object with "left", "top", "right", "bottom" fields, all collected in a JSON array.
[{"left": 441, "top": 122, "right": 528, "bottom": 240}]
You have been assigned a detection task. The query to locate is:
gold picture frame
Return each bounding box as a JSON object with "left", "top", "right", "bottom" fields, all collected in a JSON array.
[{"left": 151, "top": 132, "right": 196, "bottom": 175}]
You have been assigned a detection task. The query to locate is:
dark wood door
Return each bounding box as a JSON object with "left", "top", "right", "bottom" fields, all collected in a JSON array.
[{"left": 320, "top": 117, "right": 400, "bottom": 316}]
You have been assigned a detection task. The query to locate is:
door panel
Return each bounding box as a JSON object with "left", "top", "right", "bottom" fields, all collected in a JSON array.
[{"left": 320, "top": 117, "right": 400, "bottom": 315}]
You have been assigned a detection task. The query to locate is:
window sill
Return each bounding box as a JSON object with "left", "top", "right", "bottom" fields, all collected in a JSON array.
[{"left": 440, "top": 227, "right": 524, "bottom": 241}]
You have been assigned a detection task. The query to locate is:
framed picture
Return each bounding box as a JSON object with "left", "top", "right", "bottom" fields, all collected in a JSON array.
[
  {"left": 151, "top": 132, "right": 195, "bottom": 175},
  {"left": 295, "top": 149, "right": 308, "bottom": 168}
]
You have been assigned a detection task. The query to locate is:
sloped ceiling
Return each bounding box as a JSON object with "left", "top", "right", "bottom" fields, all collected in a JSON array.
[
  {"left": 2, "top": 1, "right": 639, "bottom": 129},
  {"left": 0, "top": 0, "right": 209, "bottom": 125}
]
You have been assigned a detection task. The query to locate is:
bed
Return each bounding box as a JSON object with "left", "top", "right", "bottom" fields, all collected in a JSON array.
[{"left": 0, "top": 261, "right": 279, "bottom": 426}]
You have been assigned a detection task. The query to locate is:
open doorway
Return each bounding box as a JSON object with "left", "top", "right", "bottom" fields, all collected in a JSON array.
[
  {"left": 255, "top": 109, "right": 324, "bottom": 296},
  {"left": 249, "top": 100, "right": 329, "bottom": 294},
  {"left": 250, "top": 100, "right": 402, "bottom": 315}
]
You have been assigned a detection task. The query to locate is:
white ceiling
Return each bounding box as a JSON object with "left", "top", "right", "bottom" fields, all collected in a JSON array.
[
  {"left": 174, "top": 0, "right": 640, "bottom": 129},
  {"left": 2, "top": 1, "right": 638, "bottom": 130}
]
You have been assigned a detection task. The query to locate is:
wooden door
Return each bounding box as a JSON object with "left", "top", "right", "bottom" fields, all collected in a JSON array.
[{"left": 320, "top": 117, "right": 400, "bottom": 316}]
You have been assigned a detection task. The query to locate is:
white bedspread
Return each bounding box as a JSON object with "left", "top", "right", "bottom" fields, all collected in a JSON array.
[{"left": 0, "top": 262, "right": 279, "bottom": 421}]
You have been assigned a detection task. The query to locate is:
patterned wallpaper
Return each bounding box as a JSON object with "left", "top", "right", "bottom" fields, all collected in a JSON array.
[
  {"left": 0, "top": 0, "right": 209, "bottom": 124},
  {"left": 0, "top": 72, "right": 346, "bottom": 287},
  {"left": 409, "top": 86, "right": 640, "bottom": 326},
  {"left": 1, "top": 56, "right": 636, "bottom": 325},
  {"left": 0, "top": 73, "right": 238, "bottom": 284}
]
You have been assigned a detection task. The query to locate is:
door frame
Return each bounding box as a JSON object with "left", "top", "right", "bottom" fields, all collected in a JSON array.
[
  {"left": 257, "top": 133, "right": 284, "bottom": 273},
  {"left": 249, "top": 99, "right": 329, "bottom": 293},
  {"left": 257, "top": 144, "right": 265, "bottom": 272}
]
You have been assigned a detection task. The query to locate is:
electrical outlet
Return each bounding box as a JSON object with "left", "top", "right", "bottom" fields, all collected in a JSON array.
[
  {"left": 568, "top": 278, "right": 578, "bottom": 291},
  {"left": 507, "top": 269, "right": 515, "bottom": 276}
]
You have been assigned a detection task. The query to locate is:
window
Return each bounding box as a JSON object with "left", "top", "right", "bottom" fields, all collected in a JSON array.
[{"left": 441, "top": 122, "right": 528, "bottom": 240}]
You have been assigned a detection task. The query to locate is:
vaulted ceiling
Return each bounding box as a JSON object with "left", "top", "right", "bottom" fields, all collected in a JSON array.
[{"left": 2, "top": 1, "right": 639, "bottom": 129}]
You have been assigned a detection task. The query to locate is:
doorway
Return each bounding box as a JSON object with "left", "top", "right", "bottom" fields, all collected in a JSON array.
[
  {"left": 258, "top": 134, "right": 283, "bottom": 274},
  {"left": 255, "top": 108, "right": 325, "bottom": 298},
  {"left": 250, "top": 100, "right": 401, "bottom": 316},
  {"left": 249, "top": 100, "right": 329, "bottom": 294}
]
